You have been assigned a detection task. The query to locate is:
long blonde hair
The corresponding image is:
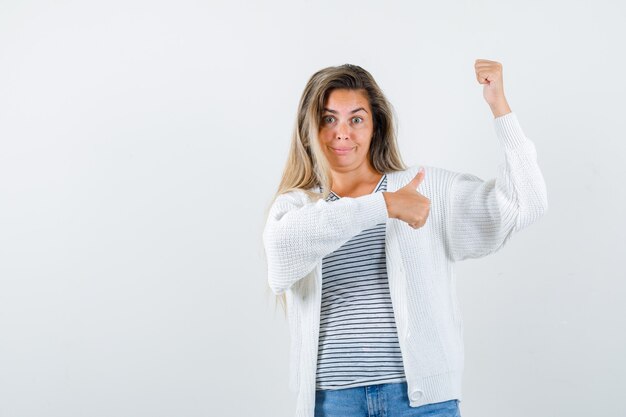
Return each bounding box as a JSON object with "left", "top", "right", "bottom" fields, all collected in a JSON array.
[{"left": 265, "top": 64, "right": 407, "bottom": 315}]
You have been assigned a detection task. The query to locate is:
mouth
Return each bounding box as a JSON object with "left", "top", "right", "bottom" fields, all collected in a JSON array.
[{"left": 329, "top": 146, "right": 355, "bottom": 155}]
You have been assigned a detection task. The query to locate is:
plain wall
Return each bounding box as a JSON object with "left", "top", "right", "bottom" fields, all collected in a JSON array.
[{"left": 0, "top": 0, "right": 624, "bottom": 416}]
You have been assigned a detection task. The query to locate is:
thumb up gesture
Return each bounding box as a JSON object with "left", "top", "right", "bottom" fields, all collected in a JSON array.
[{"left": 382, "top": 167, "right": 431, "bottom": 229}]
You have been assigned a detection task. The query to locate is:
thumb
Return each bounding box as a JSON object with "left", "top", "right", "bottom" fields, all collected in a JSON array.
[{"left": 406, "top": 167, "right": 425, "bottom": 190}]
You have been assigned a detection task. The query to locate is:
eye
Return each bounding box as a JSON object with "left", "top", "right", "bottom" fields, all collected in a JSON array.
[
  {"left": 352, "top": 116, "right": 363, "bottom": 123},
  {"left": 322, "top": 115, "right": 335, "bottom": 124}
]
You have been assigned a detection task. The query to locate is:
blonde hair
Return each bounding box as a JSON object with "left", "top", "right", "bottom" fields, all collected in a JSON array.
[{"left": 264, "top": 64, "right": 407, "bottom": 315}]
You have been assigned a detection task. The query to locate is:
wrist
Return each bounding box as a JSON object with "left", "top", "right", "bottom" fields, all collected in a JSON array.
[{"left": 489, "top": 100, "right": 512, "bottom": 118}]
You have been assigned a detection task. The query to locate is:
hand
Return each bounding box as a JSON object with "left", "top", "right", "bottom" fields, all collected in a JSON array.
[
  {"left": 383, "top": 168, "right": 430, "bottom": 229},
  {"left": 475, "top": 58, "right": 512, "bottom": 117}
]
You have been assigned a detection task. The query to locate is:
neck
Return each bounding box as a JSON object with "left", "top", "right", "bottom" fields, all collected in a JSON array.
[{"left": 329, "top": 162, "right": 382, "bottom": 195}]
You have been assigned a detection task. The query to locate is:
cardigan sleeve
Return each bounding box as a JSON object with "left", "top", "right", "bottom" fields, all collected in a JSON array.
[
  {"left": 444, "top": 112, "right": 548, "bottom": 262},
  {"left": 262, "top": 189, "right": 389, "bottom": 294}
]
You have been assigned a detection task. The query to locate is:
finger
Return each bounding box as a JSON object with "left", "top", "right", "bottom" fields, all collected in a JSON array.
[
  {"left": 476, "top": 65, "right": 502, "bottom": 81},
  {"left": 407, "top": 169, "right": 425, "bottom": 189},
  {"left": 476, "top": 70, "right": 494, "bottom": 84}
]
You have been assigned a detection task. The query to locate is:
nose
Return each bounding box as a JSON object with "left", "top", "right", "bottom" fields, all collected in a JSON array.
[{"left": 336, "top": 120, "right": 350, "bottom": 140}]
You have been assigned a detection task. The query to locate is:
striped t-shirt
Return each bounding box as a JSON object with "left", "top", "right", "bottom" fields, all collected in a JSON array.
[{"left": 315, "top": 174, "right": 407, "bottom": 390}]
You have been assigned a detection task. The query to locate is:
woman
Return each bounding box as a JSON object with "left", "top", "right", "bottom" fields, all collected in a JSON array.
[{"left": 262, "top": 61, "right": 548, "bottom": 417}]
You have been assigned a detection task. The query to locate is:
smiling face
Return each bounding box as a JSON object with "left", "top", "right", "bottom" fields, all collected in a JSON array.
[{"left": 318, "top": 88, "right": 374, "bottom": 173}]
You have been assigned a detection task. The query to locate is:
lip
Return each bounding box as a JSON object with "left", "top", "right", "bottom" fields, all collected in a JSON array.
[{"left": 330, "top": 146, "right": 355, "bottom": 154}]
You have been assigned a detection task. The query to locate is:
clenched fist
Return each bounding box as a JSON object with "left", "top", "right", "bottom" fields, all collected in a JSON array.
[
  {"left": 475, "top": 58, "right": 512, "bottom": 118},
  {"left": 382, "top": 167, "right": 430, "bottom": 229}
]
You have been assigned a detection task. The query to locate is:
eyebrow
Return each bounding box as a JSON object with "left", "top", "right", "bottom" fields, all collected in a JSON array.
[{"left": 323, "top": 107, "right": 368, "bottom": 114}]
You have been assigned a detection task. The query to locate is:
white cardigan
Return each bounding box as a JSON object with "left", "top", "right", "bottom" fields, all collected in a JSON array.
[{"left": 262, "top": 112, "right": 548, "bottom": 417}]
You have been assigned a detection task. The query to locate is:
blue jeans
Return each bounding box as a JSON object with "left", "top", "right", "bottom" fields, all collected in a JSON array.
[{"left": 314, "top": 381, "right": 461, "bottom": 417}]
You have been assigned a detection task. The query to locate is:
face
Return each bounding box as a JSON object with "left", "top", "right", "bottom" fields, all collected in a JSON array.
[{"left": 318, "top": 88, "right": 374, "bottom": 172}]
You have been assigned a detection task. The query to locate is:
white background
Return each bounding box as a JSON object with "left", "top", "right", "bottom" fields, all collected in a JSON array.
[{"left": 1, "top": 1, "right": 624, "bottom": 416}]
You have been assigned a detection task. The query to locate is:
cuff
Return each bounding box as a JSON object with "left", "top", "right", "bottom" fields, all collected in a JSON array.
[
  {"left": 354, "top": 191, "right": 389, "bottom": 227},
  {"left": 493, "top": 111, "right": 528, "bottom": 149}
]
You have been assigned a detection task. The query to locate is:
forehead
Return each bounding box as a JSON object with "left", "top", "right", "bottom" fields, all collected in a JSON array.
[{"left": 324, "top": 88, "right": 370, "bottom": 111}]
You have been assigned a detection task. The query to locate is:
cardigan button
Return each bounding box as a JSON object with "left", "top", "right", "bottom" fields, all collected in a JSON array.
[{"left": 410, "top": 390, "right": 424, "bottom": 401}]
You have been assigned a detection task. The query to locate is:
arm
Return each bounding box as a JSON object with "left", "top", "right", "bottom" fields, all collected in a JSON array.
[
  {"left": 444, "top": 111, "right": 548, "bottom": 262},
  {"left": 262, "top": 190, "right": 388, "bottom": 294}
]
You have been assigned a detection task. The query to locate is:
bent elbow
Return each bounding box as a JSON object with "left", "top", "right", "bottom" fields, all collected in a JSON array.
[
  {"left": 268, "top": 280, "right": 286, "bottom": 296},
  {"left": 535, "top": 172, "right": 549, "bottom": 218},
  {"left": 267, "top": 266, "right": 291, "bottom": 295},
  {"left": 534, "top": 186, "right": 549, "bottom": 220},
  {"left": 541, "top": 189, "right": 549, "bottom": 215},
  {"left": 266, "top": 257, "right": 317, "bottom": 296},
  {"left": 516, "top": 192, "right": 548, "bottom": 230},
  {"left": 267, "top": 262, "right": 313, "bottom": 295}
]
